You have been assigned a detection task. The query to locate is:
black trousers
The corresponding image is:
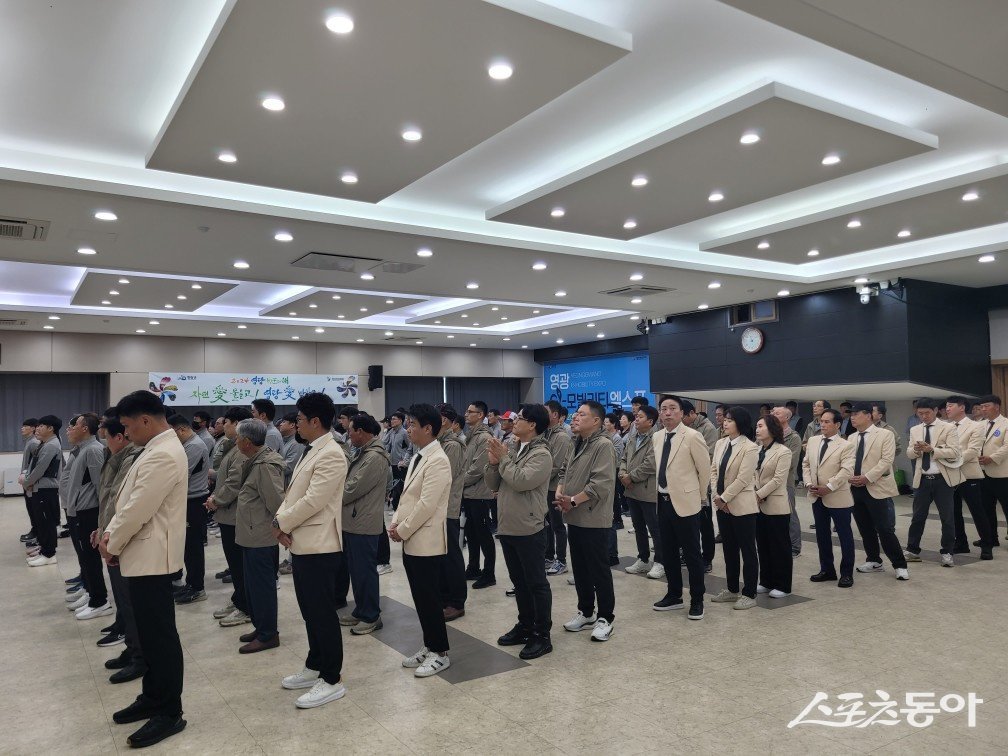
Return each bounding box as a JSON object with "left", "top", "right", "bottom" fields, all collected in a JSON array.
[
  {"left": 390, "top": 467, "right": 406, "bottom": 511},
  {"left": 812, "top": 501, "right": 855, "bottom": 578},
  {"left": 657, "top": 495, "right": 705, "bottom": 602},
  {"left": 981, "top": 475, "right": 1008, "bottom": 543},
  {"left": 543, "top": 491, "right": 568, "bottom": 564},
  {"left": 128, "top": 574, "right": 183, "bottom": 717},
  {"left": 567, "top": 525, "right": 615, "bottom": 622},
  {"left": 403, "top": 553, "right": 449, "bottom": 654},
  {"left": 335, "top": 532, "right": 381, "bottom": 623},
  {"left": 71, "top": 508, "right": 107, "bottom": 606},
  {"left": 108, "top": 564, "right": 144, "bottom": 666},
  {"left": 31, "top": 488, "right": 60, "bottom": 558},
  {"left": 24, "top": 492, "right": 37, "bottom": 536},
  {"left": 907, "top": 474, "right": 955, "bottom": 554},
  {"left": 292, "top": 552, "right": 345, "bottom": 684},
  {"left": 851, "top": 487, "right": 907, "bottom": 568},
  {"left": 377, "top": 527, "right": 391, "bottom": 565},
  {"left": 463, "top": 497, "right": 495, "bottom": 577},
  {"left": 244, "top": 545, "right": 279, "bottom": 641},
  {"left": 500, "top": 529, "right": 552, "bottom": 636},
  {"left": 756, "top": 512, "right": 792, "bottom": 592},
  {"left": 439, "top": 518, "right": 467, "bottom": 610},
  {"left": 219, "top": 524, "right": 247, "bottom": 612},
  {"left": 717, "top": 510, "right": 758, "bottom": 598},
  {"left": 627, "top": 496, "right": 662, "bottom": 564},
  {"left": 954, "top": 479, "right": 994, "bottom": 549},
  {"left": 700, "top": 500, "right": 716, "bottom": 564},
  {"left": 183, "top": 495, "right": 208, "bottom": 591}
]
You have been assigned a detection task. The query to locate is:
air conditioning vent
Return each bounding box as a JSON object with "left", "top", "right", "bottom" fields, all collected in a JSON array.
[
  {"left": 291, "top": 252, "right": 381, "bottom": 272},
  {"left": 375, "top": 261, "right": 424, "bottom": 274},
  {"left": 0, "top": 217, "right": 49, "bottom": 241},
  {"left": 600, "top": 285, "right": 672, "bottom": 297},
  {"left": 0, "top": 319, "right": 29, "bottom": 326}
]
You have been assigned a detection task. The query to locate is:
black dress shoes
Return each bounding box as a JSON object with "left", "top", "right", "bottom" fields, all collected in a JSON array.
[
  {"left": 497, "top": 624, "right": 530, "bottom": 646},
  {"left": 975, "top": 538, "right": 1000, "bottom": 547},
  {"left": 653, "top": 595, "right": 683, "bottom": 611},
  {"left": 113, "top": 695, "right": 161, "bottom": 725},
  {"left": 472, "top": 575, "right": 496, "bottom": 589},
  {"left": 519, "top": 635, "right": 553, "bottom": 660},
  {"left": 981, "top": 550, "right": 994, "bottom": 560},
  {"left": 953, "top": 545, "right": 971, "bottom": 554},
  {"left": 126, "top": 715, "right": 186, "bottom": 749},
  {"left": 109, "top": 664, "right": 147, "bottom": 684},
  {"left": 464, "top": 566, "right": 482, "bottom": 580},
  {"left": 810, "top": 571, "right": 838, "bottom": 582},
  {"left": 837, "top": 575, "right": 854, "bottom": 588},
  {"left": 105, "top": 649, "right": 132, "bottom": 670}
]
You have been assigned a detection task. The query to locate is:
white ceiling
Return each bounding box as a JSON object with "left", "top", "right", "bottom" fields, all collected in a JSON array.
[{"left": 1, "top": 0, "right": 1007, "bottom": 351}]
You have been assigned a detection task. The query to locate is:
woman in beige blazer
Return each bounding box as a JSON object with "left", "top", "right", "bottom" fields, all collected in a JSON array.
[
  {"left": 709, "top": 407, "right": 760, "bottom": 610},
  {"left": 754, "top": 414, "right": 794, "bottom": 598}
]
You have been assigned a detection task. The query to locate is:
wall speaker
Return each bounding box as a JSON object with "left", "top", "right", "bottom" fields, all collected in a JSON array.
[{"left": 367, "top": 364, "right": 383, "bottom": 391}]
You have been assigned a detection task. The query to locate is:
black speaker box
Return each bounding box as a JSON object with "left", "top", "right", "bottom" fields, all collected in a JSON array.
[{"left": 367, "top": 364, "right": 383, "bottom": 390}]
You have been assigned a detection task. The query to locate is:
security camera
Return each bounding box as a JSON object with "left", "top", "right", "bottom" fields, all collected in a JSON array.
[{"left": 860, "top": 293, "right": 871, "bottom": 305}]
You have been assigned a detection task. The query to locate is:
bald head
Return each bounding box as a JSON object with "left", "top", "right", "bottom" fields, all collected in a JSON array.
[{"left": 772, "top": 406, "right": 792, "bottom": 426}]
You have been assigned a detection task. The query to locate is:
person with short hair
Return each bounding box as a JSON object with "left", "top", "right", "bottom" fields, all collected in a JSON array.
[
  {"left": 462, "top": 401, "right": 496, "bottom": 588},
  {"left": 18, "top": 418, "right": 40, "bottom": 544},
  {"left": 945, "top": 396, "right": 994, "bottom": 558},
  {"left": 975, "top": 394, "right": 1008, "bottom": 546},
  {"left": 486, "top": 409, "right": 504, "bottom": 441},
  {"left": 620, "top": 405, "right": 662, "bottom": 579},
  {"left": 682, "top": 399, "right": 718, "bottom": 569},
  {"left": 771, "top": 406, "right": 803, "bottom": 556},
  {"left": 754, "top": 413, "right": 794, "bottom": 598},
  {"left": 24, "top": 414, "right": 64, "bottom": 566},
  {"left": 435, "top": 404, "right": 468, "bottom": 622},
  {"left": 838, "top": 402, "right": 854, "bottom": 437},
  {"left": 543, "top": 401, "right": 573, "bottom": 576},
  {"left": 250, "top": 399, "right": 283, "bottom": 452},
  {"left": 192, "top": 411, "right": 215, "bottom": 454},
  {"left": 805, "top": 408, "right": 857, "bottom": 587},
  {"left": 167, "top": 414, "right": 211, "bottom": 604}
]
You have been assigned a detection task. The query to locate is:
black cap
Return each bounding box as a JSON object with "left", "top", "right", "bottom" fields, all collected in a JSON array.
[{"left": 851, "top": 402, "right": 874, "bottom": 414}]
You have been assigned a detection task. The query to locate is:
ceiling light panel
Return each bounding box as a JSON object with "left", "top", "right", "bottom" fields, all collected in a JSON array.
[
  {"left": 71, "top": 272, "right": 234, "bottom": 312},
  {"left": 409, "top": 302, "right": 565, "bottom": 328},
  {"left": 147, "top": 1, "right": 628, "bottom": 202},
  {"left": 261, "top": 290, "right": 425, "bottom": 321},
  {"left": 489, "top": 89, "right": 934, "bottom": 238}
]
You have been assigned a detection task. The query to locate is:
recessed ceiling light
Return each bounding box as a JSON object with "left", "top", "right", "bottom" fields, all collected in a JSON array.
[
  {"left": 740, "top": 131, "right": 760, "bottom": 145},
  {"left": 233, "top": 260, "right": 249, "bottom": 269},
  {"left": 586, "top": 322, "right": 595, "bottom": 328},
  {"left": 460, "top": 314, "right": 468, "bottom": 319},
  {"left": 630, "top": 297, "right": 642, "bottom": 304},
  {"left": 623, "top": 219, "right": 637, "bottom": 230},
  {"left": 698, "top": 304, "right": 709, "bottom": 310},
  {"left": 501, "top": 316, "right": 508, "bottom": 321},
  {"left": 360, "top": 307, "right": 368, "bottom": 312},
  {"left": 325, "top": 13, "right": 354, "bottom": 34},
  {"left": 274, "top": 231, "right": 293, "bottom": 242},
  {"left": 532, "top": 310, "right": 540, "bottom": 314},
  {"left": 434, "top": 320, "right": 441, "bottom": 324},
  {"left": 118, "top": 278, "right": 129, "bottom": 284},
  {"left": 309, "top": 303, "right": 318, "bottom": 309},
  {"left": 466, "top": 282, "right": 479, "bottom": 290},
  {"left": 554, "top": 290, "right": 566, "bottom": 297},
  {"left": 237, "top": 324, "right": 246, "bottom": 329},
  {"left": 415, "top": 340, "right": 423, "bottom": 345},
  {"left": 261, "top": 96, "right": 285, "bottom": 111},
  {"left": 164, "top": 304, "right": 173, "bottom": 309},
  {"left": 176, "top": 295, "right": 187, "bottom": 300},
  {"left": 417, "top": 247, "right": 433, "bottom": 258},
  {"left": 521, "top": 345, "right": 528, "bottom": 349},
  {"left": 630, "top": 315, "right": 639, "bottom": 320},
  {"left": 629, "top": 273, "right": 643, "bottom": 281},
  {"left": 109, "top": 290, "right": 119, "bottom": 296},
  {"left": 502, "top": 337, "right": 511, "bottom": 342},
  {"left": 550, "top": 207, "right": 565, "bottom": 218},
  {"left": 447, "top": 334, "right": 454, "bottom": 339},
  {"left": 631, "top": 175, "right": 648, "bottom": 187},
  {"left": 360, "top": 272, "right": 375, "bottom": 281},
  {"left": 340, "top": 171, "right": 358, "bottom": 185},
  {"left": 556, "top": 338, "right": 564, "bottom": 344},
  {"left": 289, "top": 311, "right": 297, "bottom": 316},
  {"left": 707, "top": 281, "right": 721, "bottom": 289},
  {"left": 777, "top": 289, "right": 790, "bottom": 297},
  {"left": 401, "top": 127, "right": 422, "bottom": 142},
  {"left": 191, "top": 283, "right": 202, "bottom": 290},
  {"left": 217, "top": 332, "right": 226, "bottom": 337},
  {"left": 43, "top": 325, "right": 54, "bottom": 330},
  {"left": 488, "top": 61, "right": 513, "bottom": 80},
  {"left": 217, "top": 151, "right": 237, "bottom": 163},
  {"left": 48, "top": 315, "right": 60, "bottom": 320},
  {"left": 149, "top": 320, "right": 159, "bottom": 325},
  {"left": 490, "top": 306, "right": 499, "bottom": 311},
  {"left": 979, "top": 254, "right": 996, "bottom": 263},
  {"left": 807, "top": 249, "right": 820, "bottom": 257},
  {"left": 314, "top": 327, "right": 325, "bottom": 333},
  {"left": 77, "top": 246, "right": 97, "bottom": 255},
  {"left": 708, "top": 191, "right": 724, "bottom": 202},
  {"left": 94, "top": 211, "right": 117, "bottom": 221},
  {"left": 541, "top": 330, "right": 549, "bottom": 335},
  {"left": 962, "top": 190, "right": 980, "bottom": 201},
  {"left": 473, "top": 322, "right": 480, "bottom": 326},
  {"left": 469, "top": 343, "right": 477, "bottom": 347},
  {"left": 101, "top": 300, "right": 111, "bottom": 305},
  {"left": 821, "top": 153, "right": 841, "bottom": 166},
  {"left": 332, "top": 294, "right": 341, "bottom": 300},
  {"left": 757, "top": 241, "right": 770, "bottom": 250},
  {"left": 292, "top": 336, "right": 300, "bottom": 340},
  {"left": 847, "top": 219, "right": 862, "bottom": 229},
  {"left": 384, "top": 331, "right": 394, "bottom": 336},
  {"left": 897, "top": 229, "right": 912, "bottom": 238},
  {"left": 854, "top": 277, "right": 869, "bottom": 284},
  {"left": 532, "top": 262, "right": 547, "bottom": 271},
  {"left": 355, "top": 338, "right": 364, "bottom": 342},
  {"left": 135, "top": 329, "right": 146, "bottom": 334}
]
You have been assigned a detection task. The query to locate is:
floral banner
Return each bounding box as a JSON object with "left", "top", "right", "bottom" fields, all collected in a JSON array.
[{"left": 148, "top": 373, "right": 358, "bottom": 406}]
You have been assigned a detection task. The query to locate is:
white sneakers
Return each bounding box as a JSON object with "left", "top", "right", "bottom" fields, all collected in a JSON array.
[
  {"left": 710, "top": 589, "right": 739, "bottom": 603},
  {"left": 624, "top": 558, "right": 652, "bottom": 575},
  {"left": 414, "top": 652, "right": 450, "bottom": 678},
  {"left": 402, "top": 646, "right": 430, "bottom": 668},
  {"left": 646, "top": 563, "right": 666, "bottom": 580},
  {"left": 566, "top": 575, "right": 576, "bottom": 586},
  {"left": 282, "top": 667, "right": 319, "bottom": 690},
  {"left": 768, "top": 589, "right": 790, "bottom": 599},
  {"left": 376, "top": 564, "right": 393, "bottom": 575},
  {"left": 219, "top": 609, "right": 251, "bottom": 627},
  {"left": 941, "top": 553, "right": 955, "bottom": 568},
  {"left": 590, "top": 618, "right": 614, "bottom": 642},
  {"left": 895, "top": 568, "right": 910, "bottom": 580},
  {"left": 27, "top": 555, "right": 57, "bottom": 567},
  {"left": 212, "top": 602, "right": 235, "bottom": 620},
  {"left": 76, "top": 602, "right": 113, "bottom": 621},
  {"left": 67, "top": 593, "right": 90, "bottom": 610},
  {"left": 295, "top": 679, "right": 346, "bottom": 709},
  {"left": 756, "top": 584, "right": 769, "bottom": 594},
  {"left": 65, "top": 588, "right": 86, "bottom": 602},
  {"left": 856, "top": 562, "right": 884, "bottom": 573},
  {"left": 563, "top": 611, "right": 596, "bottom": 632}
]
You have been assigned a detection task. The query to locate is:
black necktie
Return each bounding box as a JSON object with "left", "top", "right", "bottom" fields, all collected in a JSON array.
[
  {"left": 657, "top": 432, "right": 674, "bottom": 489},
  {"left": 854, "top": 433, "right": 864, "bottom": 474},
  {"left": 717, "top": 442, "right": 732, "bottom": 495},
  {"left": 757, "top": 444, "right": 767, "bottom": 471},
  {"left": 820, "top": 436, "right": 832, "bottom": 463},
  {"left": 299, "top": 443, "right": 312, "bottom": 463},
  {"left": 987, "top": 420, "right": 996, "bottom": 439},
  {"left": 407, "top": 453, "right": 422, "bottom": 478},
  {"left": 922, "top": 425, "right": 932, "bottom": 470}
]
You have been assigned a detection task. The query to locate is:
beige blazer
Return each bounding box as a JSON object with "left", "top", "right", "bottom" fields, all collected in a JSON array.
[
  {"left": 275, "top": 433, "right": 348, "bottom": 555},
  {"left": 754, "top": 442, "right": 793, "bottom": 516},
  {"left": 802, "top": 434, "right": 854, "bottom": 508},
  {"left": 848, "top": 425, "right": 899, "bottom": 499},
  {"left": 104, "top": 428, "right": 188, "bottom": 577},
  {"left": 709, "top": 436, "right": 759, "bottom": 516},
  {"left": 651, "top": 424, "right": 711, "bottom": 517},
  {"left": 980, "top": 415, "right": 1008, "bottom": 478},
  {"left": 952, "top": 417, "right": 985, "bottom": 480},
  {"left": 391, "top": 439, "right": 451, "bottom": 556},
  {"left": 906, "top": 421, "right": 963, "bottom": 488}
]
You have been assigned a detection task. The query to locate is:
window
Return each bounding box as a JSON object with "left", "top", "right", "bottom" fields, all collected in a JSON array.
[{"left": 729, "top": 300, "right": 777, "bottom": 327}]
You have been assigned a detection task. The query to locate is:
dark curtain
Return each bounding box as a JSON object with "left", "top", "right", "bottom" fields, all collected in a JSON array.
[
  {"left": 445, "top": 377, "right": 520, "bottom": 415},
  {"left": 1, "top": 373, "right": 109, "bottom": 452},
  {"left": 384, "top": 377, "right": 445, "bottom": 416}
]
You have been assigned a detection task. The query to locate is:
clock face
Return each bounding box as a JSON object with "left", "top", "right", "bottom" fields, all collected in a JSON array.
[{"left": 741, "top": 327, "right": 764, "bottom": 354}]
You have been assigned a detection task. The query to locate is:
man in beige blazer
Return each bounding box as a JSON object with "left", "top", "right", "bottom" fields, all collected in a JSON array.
[
  {"left": 804, "top": 409, "right": 856, "bottom": 586},
  {"left": 273, "top": 393, "right": 348, "bottom": 710},
  {"left": 848, "top": 403, "right": 909, "bottom": 580},
  {"left": 945, "top": 396, "right": 995, "bottom": 558},
  {"left": 651, "top": 395, "right": 711, "bottom": 620},
  {"left": 976, "top": 393, "right": 1008, "bottom": 546},
  {"left": 98, "top": 391, "right": 188, "bottom": 749},
  {"left": 905, "top": 398, "right": 963, "bottom": 566},
  {"left": 390, "top": 404, "right": 453, "bottom": 678}
]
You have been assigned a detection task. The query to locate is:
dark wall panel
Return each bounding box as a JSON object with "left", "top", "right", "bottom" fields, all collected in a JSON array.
[
  {"left": 446, "top": 377, "right": 520, "bottom": 415},
  {"left": 384, "top": 377, "right": 444, "bottom": 415}
]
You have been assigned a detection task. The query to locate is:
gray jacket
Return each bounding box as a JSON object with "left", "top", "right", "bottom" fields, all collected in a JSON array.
[
  {"left": 439, "top": 429, "right": 466, "bottom": 519},
  {"left": 544, "top": 423, "right": 573, "bottom": 492},
  {"left": 558, "top": 429, "right": 617, "bottom": 528},
  {"left": 783, "top": 429, "right": 802, "bottom": 482},
  {"left": 462, "top": 422, "right": 494, "bottom": 499},
  {"left": 24, "top": 436, "right": 63, "bottom": 490},
  {"left": 21, "top": 436, "right": 40, "bottom": 476},
  {"left": 65, "top": 437, "right": 105, "bottom": 516},
  {"left": 693, "top": 416, "right": 720, "bottom": 456},
  {"left": 280, "top": 434, "right": 305, "bottom": 488},
  {"left": 235, "top": 447, "right": 286, "bottom": 548},
  {"left": 212, "top": 443, "right": 245, "bottom": 526},
  {"left": 182, "top": 433, "right": 210, "bottom": 498},
  {"left": 619, "top": 425, "right": 657, "bottom": 502},
  {"left": 265, "top": 423, "right": 284, "bottom": 453},
  {"left": 484, "top": 435, "right": 552, "bottom": 536},
  {"left": 342, "top": 438, "right": 391, "bottom": 535},
  {"left": 197, "top": 428, "right": 215, "bottom": 454},
  {"left": 384, "top": 425, "right": 413, "bottom": 467}
]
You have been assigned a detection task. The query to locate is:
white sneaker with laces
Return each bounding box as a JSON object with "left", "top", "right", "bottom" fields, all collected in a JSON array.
[
  {"left": 76, "top": 602, "right": 114, "bottom": 620},
  {"left": 377, "top": 564, "right": 393, "bottom": 575},
  {"left": 563, "top": 611, "right": 596, "bottom": 632},
  {"left": 940, "top": 553, "right": 954, "bottom": 568},
  {"left": 414, "top": 652, "right": 450, "bottom": 678},
  {"left": 768, "top": 589, "right": 790, "bottom": 598},
  {"left": 27, "top": 555, "right": 57, "bottom": 567},
  {"left": 295, "top": 679, "right": 346, "bottom": 708},
  {"left": 756, "top": 584, "right": 769, "bottom": 594},
  {"left": 219, "top": 609, "right": 251, "bottom": 627},
  {"left": 646, "top": 562, "right": 666, "bottom": 580},
  {"left": 281, "top": 667, "right": 320, "bottom": 690},
  {"left": 212, "top": 602, "right": 235, "bottom": 620},
  {"left": 624, "top": 559, "right": 652, "bottom": 575},
  {"left": 566, "top": 575, "right": 576, "bottom": 585},
  {"left": 590, "top": 618, "right": 614, "bottom": 642},
  {"left": 402, "top": 646, "right": 429, "bottom": 668},
  {"left": 895, "top": 568, "right": 910, "bottom": 581},
  {"left": 68, "top": 593, "right": 90, "bottom": 610},
  {"left": 65, "top": 588, "right": 86, "bottom": 602},
  {"left": 856, "top": 561, "right": 884, "bottom": 573}
]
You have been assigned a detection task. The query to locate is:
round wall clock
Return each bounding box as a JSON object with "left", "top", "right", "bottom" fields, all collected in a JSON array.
[{"left": 740, "top": 326, "right": 765, "bottom": 354}]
